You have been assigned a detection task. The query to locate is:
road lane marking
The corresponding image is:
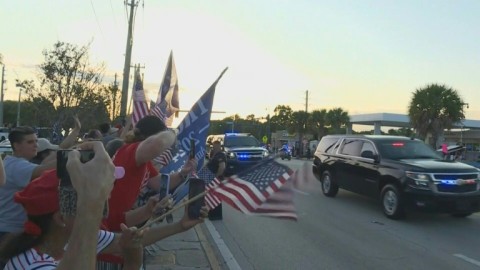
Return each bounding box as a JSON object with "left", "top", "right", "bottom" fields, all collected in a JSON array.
[
  {"left": 453, "top": 254, "right": 480, "bottom": 267},
  {"left": 205, "top": 219, "right": 241, "bottom": 270}
]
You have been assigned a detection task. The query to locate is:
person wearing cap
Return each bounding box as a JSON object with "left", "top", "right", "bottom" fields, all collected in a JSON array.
[
  {"left": 0, "top": 126, "right": 57, "bottom": 247},
  {"left": 31, "top": 116, "right": 82, "bottom": 165},
  {"left": 0, "top": 141, "right": 146, "bottom": 269},
  {"left": 0, "top": 140, "right": 209, "bottom": 269},
  {"left": 30, "top": 138, "right": 59, "bottom": 164}
]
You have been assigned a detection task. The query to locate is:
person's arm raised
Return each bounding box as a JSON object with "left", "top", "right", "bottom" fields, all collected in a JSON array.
[
  {"left": 135, "top": 129, "right": 176, "bottom": 166},
  {"left": 56, "top": 141, "right": 115, "bottom": 270},
  {"left": 59, "top": 114, "right": 81, "bottom": 149},
  {"left": 141, "top": 205, "right": 208, "bottom": 246}
]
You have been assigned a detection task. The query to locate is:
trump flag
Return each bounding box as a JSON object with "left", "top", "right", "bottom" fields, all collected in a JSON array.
[{"left": 165, "top": 68, "right": 228, "bottom": 203}]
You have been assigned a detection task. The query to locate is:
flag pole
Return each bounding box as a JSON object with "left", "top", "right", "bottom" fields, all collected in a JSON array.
[
  {"left": 138, "top": 181, "right": 222, "bottom": 231},
  {"left": 139, "top": 152, "right": 287, "bottom": 231}
]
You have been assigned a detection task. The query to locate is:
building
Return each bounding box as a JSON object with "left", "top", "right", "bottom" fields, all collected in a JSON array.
[{"left": 348, "top": 113, "right": 480, "bottom": 161}]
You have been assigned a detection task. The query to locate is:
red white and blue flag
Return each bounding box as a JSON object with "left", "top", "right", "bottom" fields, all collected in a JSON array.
[
  {"left": 150, "top": 51, "right": 179, "bottom": 127},
  {"left": 202, "top": 158, "right": 298, "bottom": 220},
  {"left": 131, "top": 67, "right": 150, "bottom": 126},
  {"left": 167, "top": 68, "right": 228, "bottom": 204}
]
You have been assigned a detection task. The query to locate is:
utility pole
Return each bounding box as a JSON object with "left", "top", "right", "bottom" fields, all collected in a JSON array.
[
  {"left": 0, "top": 65, "right": 5, "bottom": 127},
  {"left": 111, "top": 73, "right": 118, "bottom": 120},
  {"left": 305, "top": 90, "right": 309, "bottom": 113},
  {"left": 16, "top": 83, "right": 21, "bottom": 127},
  {"left": 120, "top": 0, "right": 139, "bottom": 119},
  {"left": 127, "top": 63, "right": 145, "bottom": 115}
]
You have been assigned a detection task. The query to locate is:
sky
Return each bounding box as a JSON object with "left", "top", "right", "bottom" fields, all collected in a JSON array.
[{"left": 1, "top": 0, "right": 479, "bottom": 129}]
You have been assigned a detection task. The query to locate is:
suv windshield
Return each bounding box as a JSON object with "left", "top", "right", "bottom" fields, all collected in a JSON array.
[
  {"left": 376, "top": 139, "right": 442, "bottom": 160},
  {"left": 224, "top": 136, "right": 260, "bottom": 147}
]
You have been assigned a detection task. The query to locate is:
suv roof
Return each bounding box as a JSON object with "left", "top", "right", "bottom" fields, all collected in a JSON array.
[{"left": 323, "top": 134, "right": 417, "bottom": 140}]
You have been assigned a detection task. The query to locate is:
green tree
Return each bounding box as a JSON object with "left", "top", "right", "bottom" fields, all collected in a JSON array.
[
  {"left": 288, "top": 111, "right": 309, "bottom": 135},
  {"left": 408, "top": 84, "right": 465, "bottom": 148},
  {"left": 22, "top": 41, "right": 110, "bottom": 130},
  {"left": 326, "top": 107, "right": 350, "bottom": 134},
  {"left": 270, "top": 105, "right": 292, "bottom": 131},
  {"left": 309, "top": 109, "right": 328, "bottom": 139}
]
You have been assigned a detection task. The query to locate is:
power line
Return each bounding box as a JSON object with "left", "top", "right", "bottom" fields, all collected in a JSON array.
[
  {"left": 109, "top": 0, "right": 118, "bottom": 26},
  {"left": 90, "top": 0, "right": 105, "bottom": 41}
]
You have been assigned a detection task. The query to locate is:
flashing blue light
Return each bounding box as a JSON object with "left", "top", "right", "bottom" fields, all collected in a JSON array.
[
  {"left": 237, "top": 154, "right": 250, "bottom": 159},
  {"left": 440, "top": 180, "right": 456, "bottom": 185}
]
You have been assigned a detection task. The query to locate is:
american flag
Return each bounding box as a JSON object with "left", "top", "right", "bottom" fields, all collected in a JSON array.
[
  {"left": 150, "top": 51, "right": 179, "bottom": 127},
  {"left": 201, "top": 158, "right": 298, "bottom": 220},
  {"left": 153, "top": 148, "right": 174, "bottom": 168},
  {"left": 131, "top": 67, "right": 150, "bottom": 126}
]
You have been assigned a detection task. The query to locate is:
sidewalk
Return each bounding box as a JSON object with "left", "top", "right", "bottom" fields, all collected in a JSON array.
[{"left": 144, "top": 209, "right": 224, "bottom": 270}]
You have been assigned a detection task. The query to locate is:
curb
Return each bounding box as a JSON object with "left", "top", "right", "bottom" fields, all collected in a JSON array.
[{"left": 195, "top": 223, "right": 221, "bottom": 270}]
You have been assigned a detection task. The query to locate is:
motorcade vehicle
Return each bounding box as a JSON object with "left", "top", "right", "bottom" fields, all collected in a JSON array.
[
  {"left": 312, "top": 135, "right": 480, "bottom": 219},
  {"left": 206, "top": 133, "right": 270, "bottom": 175},
  {"left": 280, "top": 147, "right": 292, "bottom": 160}
]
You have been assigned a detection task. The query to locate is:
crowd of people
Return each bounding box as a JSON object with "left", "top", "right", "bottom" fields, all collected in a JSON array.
[{"left": 0, "top": 115, "right": 210, "bottom": 269}]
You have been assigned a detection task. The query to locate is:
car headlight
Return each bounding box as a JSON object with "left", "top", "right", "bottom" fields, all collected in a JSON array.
[
  {"left": 406, "top": 171, "right": 430, "bottom": 188},
  {"left": 227, "top": 152, "right": 236, "bottom": 159},
  {"left": 263, "top": 150, "right": 269, "bottom": 157}
]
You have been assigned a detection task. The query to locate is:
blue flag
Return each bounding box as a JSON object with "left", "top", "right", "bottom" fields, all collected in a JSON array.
[{"left": 163, "top": 68, "right": 228, "bottom": 203}]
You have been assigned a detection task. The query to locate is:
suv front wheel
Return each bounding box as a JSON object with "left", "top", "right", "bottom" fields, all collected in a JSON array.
[
  {"left": 321, "top": 171, "right": 339, "bottom": 197},
  {"left": 381, "top": 184, "right": 405, "bottom": 220}
]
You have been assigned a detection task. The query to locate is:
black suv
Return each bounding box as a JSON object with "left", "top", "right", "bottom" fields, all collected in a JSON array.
[
  {"left": 207, "top": 133, "right": 270, "bottom": 175},
  {"left": 312, "top": 135, "right": 480, "bottom": 219}
]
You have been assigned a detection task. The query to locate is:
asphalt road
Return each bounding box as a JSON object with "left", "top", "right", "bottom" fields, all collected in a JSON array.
[{"left": 211, "top": 158, "right": 480, "bottom": 270}]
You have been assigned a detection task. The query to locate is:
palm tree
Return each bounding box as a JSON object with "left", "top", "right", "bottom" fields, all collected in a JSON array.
[
  {"left": 288, "top": 111, "right": 309, "bottom": 135},
  {"left": 408, "top": 84, "right": 465, "bottom": 148},
  {"left": 326, "top": 108, "right": 350, "bottom": 134},
  {"left": 288, "top": 110, "right": 309, "bottom": 156},
  {"left": 309, "top": 109, "right": 328, "bottom": 139}
]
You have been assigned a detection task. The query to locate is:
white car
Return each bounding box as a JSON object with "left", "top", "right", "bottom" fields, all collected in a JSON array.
[{"left": 0, "top": 139, "right": 12, "bottom": 159}]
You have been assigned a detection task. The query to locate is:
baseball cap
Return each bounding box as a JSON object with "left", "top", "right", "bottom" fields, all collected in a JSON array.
[
  {"left": 37, "top": 138, "right": 59, "bottom": 152},
  {"left": 14, "top": 170, "right": 59, "bottom": 216}
]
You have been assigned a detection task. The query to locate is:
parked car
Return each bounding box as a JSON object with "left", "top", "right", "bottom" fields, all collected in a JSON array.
[
  {"left": 0, "top": 140, "right": 12, "bottom": 159},
  {"left": 0, "top": 127, "right": 9, "bottom": 142},
  {"left": 312, "top": 135, "right": 480, "bottom": 219}
]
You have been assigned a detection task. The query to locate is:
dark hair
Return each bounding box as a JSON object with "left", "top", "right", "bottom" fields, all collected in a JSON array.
[
  {"left": 99, "top": 123, "right": 111, "bottom": 134},
  {"left": 0, "top": 214, "right": 53, "bottom": 262},
  {"left": 8, "top": 126, "right": 35, "bottom": 151},
  {"left": 126, "top": 115, "right": 167, "bottom": 143}
]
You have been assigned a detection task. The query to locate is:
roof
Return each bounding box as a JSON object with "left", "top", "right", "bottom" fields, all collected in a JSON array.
[{"left": 350, "top": 113, "right": 480, "bottom": 129}]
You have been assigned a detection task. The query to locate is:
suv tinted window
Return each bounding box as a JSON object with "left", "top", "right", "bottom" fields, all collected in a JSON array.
[
  {"left": 376, "top": 139, "right": 441, "bottom": 160},
  {"left": 317, "top": 137, "right": 340, "bottom": 154},
  {"left": 224, "top": 136, "right": 259, "bottom": 147},
  {"left": 340, "top": 139, "right": 363, "bottom": 156}
]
